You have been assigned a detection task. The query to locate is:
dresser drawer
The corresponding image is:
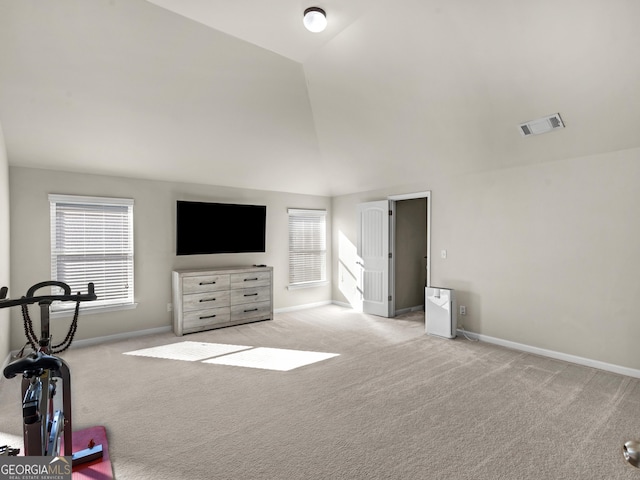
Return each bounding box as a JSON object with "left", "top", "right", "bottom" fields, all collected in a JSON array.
[
  {"left": 230, "top": 286, "right": 271, "bottom": 306},
  {"left": 230, "top": 300, "right": 271, "bottom": 322},
  {"left": 183, "top": 306, "right": 231, "bottom": 331},
  {"left": 183, "top": 290, "right": 230, "bottom": 312},
  {"left": 183, "top": 274, "right": 230, "bottom": 294},
  {"left": 230, "top": 271, "right": 271, "bottom": 289}
]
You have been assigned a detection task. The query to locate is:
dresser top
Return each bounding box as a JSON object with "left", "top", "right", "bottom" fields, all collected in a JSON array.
[{"left": 173, "top": 265, "right": 272, "bottom": 276}]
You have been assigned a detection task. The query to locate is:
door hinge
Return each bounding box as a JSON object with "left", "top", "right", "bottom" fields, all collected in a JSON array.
[
  {"left": 389, "top": 210, "right": 393, "bottom": 216},
  {"left": 388, "top": 295, "right": 392, "bottom": 301},
  {"left": 388, "top": 252, "right": 392, "bottom": 259}
]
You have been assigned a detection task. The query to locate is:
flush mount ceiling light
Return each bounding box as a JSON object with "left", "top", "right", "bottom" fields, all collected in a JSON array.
[{"left": 303, "top": 7, "right": 327, "bottom": 33}]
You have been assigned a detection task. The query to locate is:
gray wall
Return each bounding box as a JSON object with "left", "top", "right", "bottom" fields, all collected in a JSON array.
[
  {"left": 0, "top": 124, "right": 9, "bottom": 364},
  {"left": 8, "top": 166, "right": 331, "bottom": 350},
  {"left": 332, "top": 146, "right": 640, "bottom": 371}
]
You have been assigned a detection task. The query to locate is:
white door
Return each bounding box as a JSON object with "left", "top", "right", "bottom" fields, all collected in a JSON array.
[{"left": 357, "top": 200, "right": 391, "bottom": 317}]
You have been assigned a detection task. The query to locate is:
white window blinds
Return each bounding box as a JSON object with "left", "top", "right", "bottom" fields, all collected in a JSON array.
[
  {"left": 49, "top": 194, "right": 134, "bottom": 312},
  {"left": 288, "top": 208, "right": 327, "bottom": 288}
]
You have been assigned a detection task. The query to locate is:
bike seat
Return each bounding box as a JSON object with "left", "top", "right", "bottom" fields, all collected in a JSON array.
[{"left": 3, "top": 353, "right": 63, "bottom": 379}]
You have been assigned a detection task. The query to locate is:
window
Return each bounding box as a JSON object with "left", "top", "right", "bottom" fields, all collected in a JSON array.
[
  {"left": 288, "top": 208, "right": 328, "bottom": 289},
  {"left": 49, "top": 194, "right": 135, "bottom": 313}
]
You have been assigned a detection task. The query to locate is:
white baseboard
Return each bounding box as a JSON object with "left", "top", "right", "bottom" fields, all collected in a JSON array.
[
  {"left": 274, "top": 301, "right": 332, "bottom": 314},
  {"left": 331, "top": 300, "right": 352, "bottom": 309},
  {"left": 70, "top": 325, "right": 173, "bottom": 349},
  {"left": 331, "top": 302, "right": 425, "bottom": 316},
  {"left": 283, "top": 302, "right": 640, "bottom": 379},
  {"left": 6, "top": 303, "right": 334, "bottom": 358},
  {"left": 395, "top": 305, "right": 424, "bottom": 316},
  {"left": 4, "top": 326, "right": 172, "bottom": 362},
  {"left": 457, "top": 329, "right": 640, "bottom": 379}
]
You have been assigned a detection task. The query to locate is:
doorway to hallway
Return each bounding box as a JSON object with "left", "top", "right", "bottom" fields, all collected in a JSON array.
[
  {"left": 391, "top": 195, "right": 429, "bottom": 316},
  {"left": 357, "top": 191, "right": 431, "bottom": 318}
]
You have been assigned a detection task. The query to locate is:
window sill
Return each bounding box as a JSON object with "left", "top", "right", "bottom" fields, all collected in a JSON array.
[
  {"left": 51, "top": 302, "right": 138, "bottom": 319},
  {"left": 287, "top": 281, "right": 329, "bottom": 290}
]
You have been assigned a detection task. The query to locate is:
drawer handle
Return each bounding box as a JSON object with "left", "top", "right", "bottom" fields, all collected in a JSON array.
[
  {"left": 199, "top": 281, "right": 216, "bottom": 285},
  {"left": 244, "top": 293, "right": 258, "bottom": 297},
  {"left": 199, "top": 314, "right": 217, "bottom": 319},
  {"left": 244, "top": 308, "right": 258, "bottom": 313},
  {"left": 199, "top": 298, "right": 216, "bottom": 302},
  {"left": 244, "top": 278, "right": 258, "bottom": 282}
]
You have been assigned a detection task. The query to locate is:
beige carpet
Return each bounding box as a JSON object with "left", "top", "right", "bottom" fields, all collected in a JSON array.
[{"left": 1, "top": 305, "right": 639, "bottom": 479}]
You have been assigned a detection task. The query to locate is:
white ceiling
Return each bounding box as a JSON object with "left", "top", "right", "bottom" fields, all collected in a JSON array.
[
  {"left": 1, "top": 0, "right": 639, "bottom": 197},
  {"left": 145, "top": 0, "right": 381, "bottom": 63}
]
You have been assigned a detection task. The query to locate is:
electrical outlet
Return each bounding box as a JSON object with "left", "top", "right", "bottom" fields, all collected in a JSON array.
[
  {"left": 459, "top": 305, "right": 466, "bottom": 316},
  {"left": 167, "top": 303, "right": 172, "bottom": 312}
]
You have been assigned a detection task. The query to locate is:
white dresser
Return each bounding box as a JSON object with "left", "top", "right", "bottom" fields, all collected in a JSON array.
[{"left": 172, "top": 266, "right": 273, "bottom": 336}]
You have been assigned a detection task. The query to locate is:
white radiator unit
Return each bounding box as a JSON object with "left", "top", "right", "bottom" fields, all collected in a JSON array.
[
  {"left": 519, "top": 113, "right": 565, "bottom": 136},
  {"left": 425, "top": 287, "right": 456, "bottom": 339}
]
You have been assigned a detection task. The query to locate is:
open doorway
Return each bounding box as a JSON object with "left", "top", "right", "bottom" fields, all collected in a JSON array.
[
  {"left": 356, "top": 191, "right": 431, "bottom": 318},
  {"left": 389, "top": 191, "right": 430, "bottom": 317}
]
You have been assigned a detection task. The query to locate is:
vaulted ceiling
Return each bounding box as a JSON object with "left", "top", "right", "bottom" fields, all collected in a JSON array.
[{"left": 1, "top": 0, "right": 639, "bottom": 196}]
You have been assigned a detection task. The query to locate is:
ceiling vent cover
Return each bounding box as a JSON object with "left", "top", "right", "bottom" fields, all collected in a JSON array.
[{"left": 519, "top": 113, "right": 565, "bottom": 136}]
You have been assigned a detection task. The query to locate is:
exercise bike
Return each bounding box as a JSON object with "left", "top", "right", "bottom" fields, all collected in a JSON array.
[{"left": 1, "top": 281, "right": 103, "bottom": 466}]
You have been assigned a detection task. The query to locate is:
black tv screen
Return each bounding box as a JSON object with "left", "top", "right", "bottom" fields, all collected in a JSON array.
[{"left": 176, "top": 201, "right": 266, "bottom": 255}]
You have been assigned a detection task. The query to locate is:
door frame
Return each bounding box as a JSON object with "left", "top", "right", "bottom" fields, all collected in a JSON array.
[{"left": 388, "top": 191, "right": 431, "bottom": 317}]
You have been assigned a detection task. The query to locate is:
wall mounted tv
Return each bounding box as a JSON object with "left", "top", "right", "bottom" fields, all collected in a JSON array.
[{"left": 176, "top": 201, "right": 266, "bottom": 255}]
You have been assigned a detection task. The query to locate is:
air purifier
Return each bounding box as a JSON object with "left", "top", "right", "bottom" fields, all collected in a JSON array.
[{"left": 425, "top": 287, "right": 456, "bottom": 338}]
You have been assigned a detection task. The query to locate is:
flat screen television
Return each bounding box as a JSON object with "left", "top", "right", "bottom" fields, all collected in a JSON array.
[{"left": 176, "top": 201, "right": 266, "bottom": 255}]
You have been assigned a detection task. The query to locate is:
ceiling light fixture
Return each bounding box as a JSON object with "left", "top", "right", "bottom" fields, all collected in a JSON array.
[{"left": 303, "top": 7, "right": 327, "bottom": 33}]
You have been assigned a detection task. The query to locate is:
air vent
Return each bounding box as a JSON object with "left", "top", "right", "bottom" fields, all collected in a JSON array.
[{"left": 519, "top": 113, "right": 565, "bottom": 137}]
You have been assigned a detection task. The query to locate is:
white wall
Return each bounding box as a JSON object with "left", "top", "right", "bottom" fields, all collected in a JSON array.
[
  {"left": 332, "top": 147, "right": 640, "bottom": 371},
  {"left": 0, "top": 124, "right": 9, "bottom": 363},
  {"left": 8, "top": 166, "right": 331, "bottom": 350},
  {"left": 0, "top": 0, "right": 326, "bottom": 196}
]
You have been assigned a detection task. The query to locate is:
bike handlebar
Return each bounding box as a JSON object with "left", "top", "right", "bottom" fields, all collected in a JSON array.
[{"left": 0, "top": 281, "right": 97, "bottom": 308}]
